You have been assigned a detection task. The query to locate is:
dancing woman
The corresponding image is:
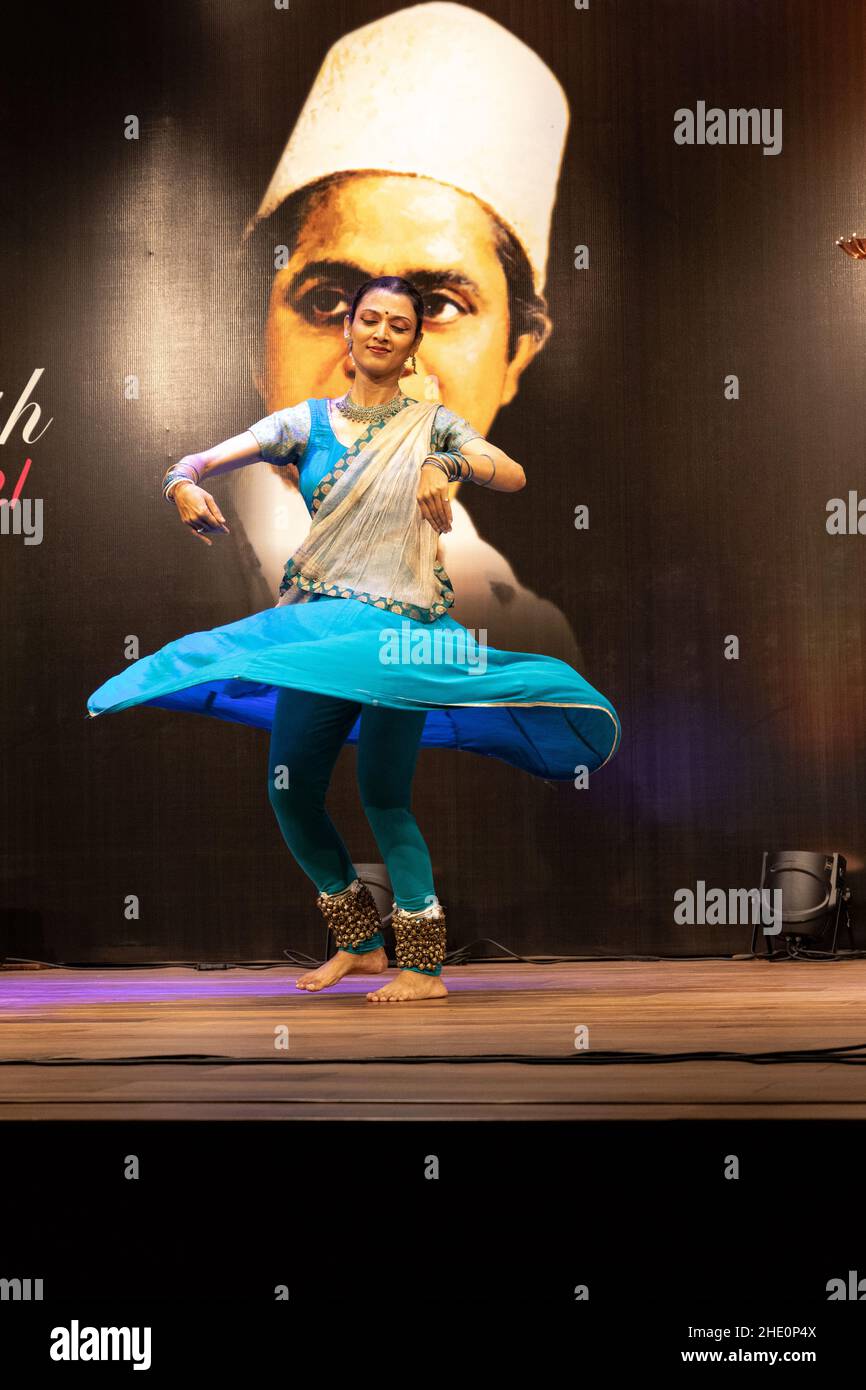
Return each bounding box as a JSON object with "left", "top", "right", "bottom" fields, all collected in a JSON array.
[{"left": 87, "top": 275, "right": 621, "bottom": 1002}]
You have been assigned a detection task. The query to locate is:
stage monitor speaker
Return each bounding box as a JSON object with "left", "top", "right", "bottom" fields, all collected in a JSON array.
[{"left": 751, "top": 851, "right": 853, "bottom": 957}]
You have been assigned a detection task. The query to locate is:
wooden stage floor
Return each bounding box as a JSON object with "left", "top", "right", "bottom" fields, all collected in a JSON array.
[{"left": 1, "top": 959, "right": 864, "bottom": 1120}]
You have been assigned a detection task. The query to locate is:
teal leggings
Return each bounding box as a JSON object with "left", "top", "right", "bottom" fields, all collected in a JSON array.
[{"left": 267, "top": 686, "right": 441, "bottom": 974}]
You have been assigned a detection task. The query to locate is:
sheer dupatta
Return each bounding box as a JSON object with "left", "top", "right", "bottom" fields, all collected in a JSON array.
[{"left": 276, "top": 399, "right": 456, "bottom": 623}]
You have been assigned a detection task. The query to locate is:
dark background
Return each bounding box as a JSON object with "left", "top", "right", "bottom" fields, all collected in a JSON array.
[{"left": 2, "top": 0, "right": 865, "bottom": 964}]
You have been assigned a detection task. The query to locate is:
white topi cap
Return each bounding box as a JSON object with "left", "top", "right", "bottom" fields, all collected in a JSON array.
[{"left": 241, "top": 1, "right": 569, "bottom": 299}]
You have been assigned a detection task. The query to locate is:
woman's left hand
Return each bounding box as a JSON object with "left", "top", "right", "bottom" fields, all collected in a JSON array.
[{"left": 417, "top": 462, "right": 452, "bottom": 534}]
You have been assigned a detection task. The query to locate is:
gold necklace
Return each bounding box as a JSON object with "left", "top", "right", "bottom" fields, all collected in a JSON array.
[{"left": 334, "top": 389, "right": 405, "bottom": 422}]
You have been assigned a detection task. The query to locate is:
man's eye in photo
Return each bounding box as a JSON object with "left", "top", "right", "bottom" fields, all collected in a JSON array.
[
  {"left": 298, "top": 285, "right": 352, "bottom": 323},
  {"left": 424, "top": 295, "right": 464, "bottom": 324}
]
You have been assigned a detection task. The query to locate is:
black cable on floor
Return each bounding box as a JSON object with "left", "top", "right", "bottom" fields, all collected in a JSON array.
[{"left": 2, "top": 1043, "right": 866, "bottom": 1066}]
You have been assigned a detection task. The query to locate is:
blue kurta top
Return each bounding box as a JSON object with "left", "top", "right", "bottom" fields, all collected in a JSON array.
[{"left": 247, "top": 396, "right": 483, "bottom": 515}]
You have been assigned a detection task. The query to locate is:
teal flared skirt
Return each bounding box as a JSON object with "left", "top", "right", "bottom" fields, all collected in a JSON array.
[{"left": 86, "top": 594, "right": 622, "bottom": 782}]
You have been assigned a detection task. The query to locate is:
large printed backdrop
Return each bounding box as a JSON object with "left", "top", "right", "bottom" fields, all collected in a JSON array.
[{"left": 2, "top": 0, "right": 866, "bottom": 963}]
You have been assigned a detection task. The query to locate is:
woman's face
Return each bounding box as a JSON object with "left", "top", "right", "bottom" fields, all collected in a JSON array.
[{"left": 345, "top": 289, "right": 422, "bottom": 380}]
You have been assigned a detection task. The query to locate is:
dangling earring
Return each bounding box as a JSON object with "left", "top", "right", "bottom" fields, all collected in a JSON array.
[
  {"left": 346, "top": 336, "right": 353, "bottom": 355},
  {"left": 409, "top": 353, "right": 417, "bottom": 373}
]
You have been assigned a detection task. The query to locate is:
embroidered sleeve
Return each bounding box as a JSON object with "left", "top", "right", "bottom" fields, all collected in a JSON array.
[
  {"left": 431, "top": 404, "right": 484, "bottom": 454},
  {"left": 247, "top": 401, "right": 311, "bottom": 465}
]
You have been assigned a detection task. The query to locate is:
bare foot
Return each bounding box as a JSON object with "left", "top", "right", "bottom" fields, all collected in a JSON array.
[
  {"left": 296, "top": 945, "right": 389, "bottom": 992},
  {"left": 366, "top": 969, "right": 448, "bottom": 1002}
]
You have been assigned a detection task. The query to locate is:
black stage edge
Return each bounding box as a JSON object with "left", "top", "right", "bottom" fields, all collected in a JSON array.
[{"left": 0, "top": 1121, "right": 864, "bottom": 1363}]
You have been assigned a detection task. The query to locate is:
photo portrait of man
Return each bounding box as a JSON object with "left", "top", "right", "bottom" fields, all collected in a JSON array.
[{"left": 232, "top": 1, "right": 584, "bottom": 665}]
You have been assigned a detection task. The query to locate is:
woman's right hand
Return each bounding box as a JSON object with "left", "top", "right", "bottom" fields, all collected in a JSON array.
[
  {"left": 417, "top": 461, "right": 453, "bottom": 534},
  {"left": 172, "top": 482, "right": 230, "bottom": 546}
]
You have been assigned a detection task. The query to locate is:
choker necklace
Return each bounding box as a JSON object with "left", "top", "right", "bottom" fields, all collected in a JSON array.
[{"left": 333, "top": 390, "right": 406, "bottom": 423}]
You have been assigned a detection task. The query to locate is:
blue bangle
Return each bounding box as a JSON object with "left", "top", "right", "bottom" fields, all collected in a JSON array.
[
  {"left": 162, "top": 468, "right": 199, "bottom": 502},
  {"left": 422, "top": 456, "right": 451, "bottom": 480},
  {"left": 424, "top": 451, "right": 468, "bottom": 482}
]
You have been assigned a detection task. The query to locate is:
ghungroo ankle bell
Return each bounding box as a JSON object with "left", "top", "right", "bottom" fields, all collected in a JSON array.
[
  {"left": 391, "top": 901, "right": 447, "bottom": 973},
  {"left": 316, "top": 878, "right": 382, "bottom": 950}
]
